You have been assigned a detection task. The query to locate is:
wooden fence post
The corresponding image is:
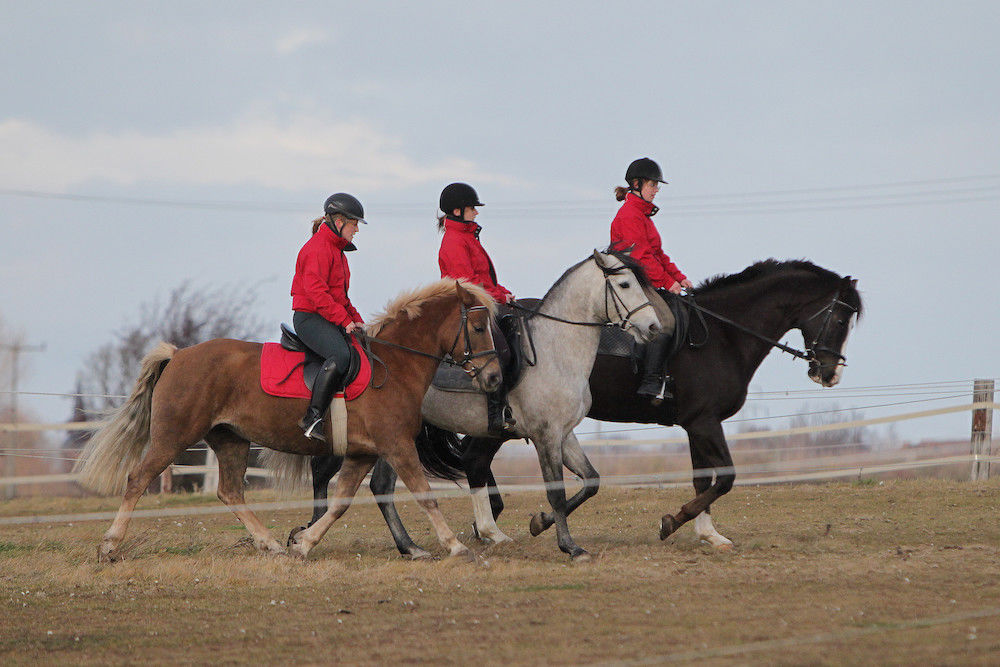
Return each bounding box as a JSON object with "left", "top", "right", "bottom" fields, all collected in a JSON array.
[
  {"left": 160, "top": 466, "right": 173, "bottom": 493},
  {"left": 970, "top": 378, "right": 994, "bottom": 481}
]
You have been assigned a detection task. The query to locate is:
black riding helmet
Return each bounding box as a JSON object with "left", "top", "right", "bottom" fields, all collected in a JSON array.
[
  {"left": 439, "top": 182, "right": 485, "bottom": 215},
  {"left": 625, "top": 158, "right": 668, "bottom": 187},
  {"left": 324, "top": 193, "right": 367, "bottom": 224}
]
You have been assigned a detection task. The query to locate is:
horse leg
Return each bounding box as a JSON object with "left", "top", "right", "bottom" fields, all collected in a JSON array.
[
  {"left": 368, "top": 458, "right": 431, "bottom": 560},
  {"left": 287, "top": 455, "right": 377, "bottom": 560},
  {"left": 529, "top": 433, "right": 599, "bottom": 537},
  {"left": 463, "top": 436, "right": 511, "bottom": 545},
  {"left": 286, "top": 454, "right": 342, "bottom": 547},
  {"left": 530, "top": 435, "right": 590, "bottom": 561},
  {"left": 689, "top": 435, "right": 733, "bottom": 550},
  {"left": 382, "top": 446, "right": 470, "bottom": 559},
  {"left": 660, "top": 419, "right": 735, "bottom": 545},
  {"left": 206, "top": 432, "right": 286, "bottom": 556},
  {"left": 308, "top": 454, "right": 342, "bottom": 526},
  {"left": 98, "top": 436, "right": 193, "bottom": 562}
]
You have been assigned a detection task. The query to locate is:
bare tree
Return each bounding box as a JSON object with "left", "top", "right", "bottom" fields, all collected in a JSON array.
[
  {"left": 78, "top": 282, "right": 268, "bottom": 412},
  {"left": 75, "top": 283, "right": 270, "bottom": 492}
]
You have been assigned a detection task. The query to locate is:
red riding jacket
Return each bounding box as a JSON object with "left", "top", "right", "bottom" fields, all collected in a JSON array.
[
  {"left": 438, "top": 217, "right": 514, "bottom": 304},
  {"left": 290, "top": 223, "right": 363, "bottom": 327},
  {"left": 610, "top": 192, "right": 687, "bottom": 290}
]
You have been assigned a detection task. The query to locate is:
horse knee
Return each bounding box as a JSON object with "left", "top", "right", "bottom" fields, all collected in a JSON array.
[{"left": 715, "top": 473, "right": 735, "bottom": 496}]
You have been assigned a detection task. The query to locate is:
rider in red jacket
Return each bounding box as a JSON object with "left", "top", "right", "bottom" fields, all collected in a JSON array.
[
  {"left": 291, "top": 193, "right": 366, "bottom": 440},
  {"left": 610, "top": 158, "right": 693, "bottom": 404},
  {"left": 437, "top": 182, "right": 516, "bottom": 435},
  {"left": 438, "top": 187, "right": 514, "bottom": 305}
]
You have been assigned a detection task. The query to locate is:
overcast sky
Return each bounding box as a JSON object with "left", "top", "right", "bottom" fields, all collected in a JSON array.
[{"left": 1, "top": 2, "right": 998, "bottom": 442}]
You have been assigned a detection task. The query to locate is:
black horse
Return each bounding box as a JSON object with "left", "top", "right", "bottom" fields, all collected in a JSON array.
[{"left": 300, "top": 259, "right": 863, "bottom": 555}]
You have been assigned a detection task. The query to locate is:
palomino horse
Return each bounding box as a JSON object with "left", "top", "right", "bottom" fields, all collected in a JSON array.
[
  {"left": 75, "top": 280, "right": 501, "bottom": 562},
  {"left": 308, "top": 259, "right": 862, "bottom": 554},
  {"left": 290, "top": 249, "right": 662, "bottom": 561}
]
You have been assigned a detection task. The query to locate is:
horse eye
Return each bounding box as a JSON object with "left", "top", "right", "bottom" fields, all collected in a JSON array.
[
  {"left": 620, "top": 281, "right": 630, "bottom": 288},
  {"left": 473, "top": 325, "right": 485, "bottom": 333}
]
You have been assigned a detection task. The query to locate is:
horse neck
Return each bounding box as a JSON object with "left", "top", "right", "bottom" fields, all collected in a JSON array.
[
  {"left": 376, "top": 298, "right": 458, "bottom": 390},
  {"left": 528, "top": 261, "right": 605, "bottom": 373},
  {"left": 698, "top": 272, "right": 831, "bottom": 375}
]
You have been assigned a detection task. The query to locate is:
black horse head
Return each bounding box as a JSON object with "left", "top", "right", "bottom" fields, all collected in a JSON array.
[{"left": 797, "top": 275, "right": 863, "bottom": 387}]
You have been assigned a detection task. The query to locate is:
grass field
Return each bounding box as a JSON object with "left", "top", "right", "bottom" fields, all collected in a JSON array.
[{"left": 1, "top": 478, "right": 999, "bottom": 664}]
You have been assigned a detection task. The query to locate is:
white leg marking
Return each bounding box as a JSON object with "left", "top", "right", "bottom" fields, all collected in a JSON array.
[
  {"left": 471, "top": 487, "right": 512, "bottom": 544},
  {"left": 694, "top": 512, "right": 733, "bottom": 549}
]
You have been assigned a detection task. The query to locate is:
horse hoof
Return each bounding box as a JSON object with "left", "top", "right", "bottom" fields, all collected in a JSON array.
[
  {"left": 713, "top": 542, "right": 734, "bottom": 552},
  {"left": 402, "top": 548, "right": 435, "bottom": 561},
  {"left": 97, "top": 546, "right": 118, "bottom": 564},
  {"left": 529, "top": 513, "right": 549, "bottom": 537},
  {"left": 287, "top": 526, "right": 305, "bottom": 548},
  {"left": 571, "top": 550, "right": 592, "bottom": 563},
  {"left": 660, "top": 514, "right": 681, "bottom": 540}
]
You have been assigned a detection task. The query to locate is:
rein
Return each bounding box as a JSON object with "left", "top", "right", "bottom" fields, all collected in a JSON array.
[{"left": 680, "top": 292, "right": 854, "bottom": 366}]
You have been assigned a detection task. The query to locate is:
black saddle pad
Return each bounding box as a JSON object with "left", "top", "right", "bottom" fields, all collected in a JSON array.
[
  {"left": 597, "top": 292, "right": 692, "bottom": 363},
  {"left": 279, "top": 323, "right": 362, "bottom": 392}
]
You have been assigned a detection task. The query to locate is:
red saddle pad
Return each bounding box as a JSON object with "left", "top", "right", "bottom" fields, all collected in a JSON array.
[{"left": 260, "top": 336, "right": 371, "bottom": 401}]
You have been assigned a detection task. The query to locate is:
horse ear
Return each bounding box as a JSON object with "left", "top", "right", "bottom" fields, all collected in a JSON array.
[
  {"left": 592, "top": 249, "right": 608, "bottom": 268},
  {"left": 850, "top": 278, "right": 858, "bottom": 288},
  {"left": 455, "top": 280, "right": 476, "bottom": 306}
]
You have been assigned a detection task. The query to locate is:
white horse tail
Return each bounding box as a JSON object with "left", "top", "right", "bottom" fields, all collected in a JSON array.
[
  {"left": 258, "top": 450, "right": 312, "bottom": 494},
  {"left": 73, "top": 342, "right": 177, "bottom": 495}
]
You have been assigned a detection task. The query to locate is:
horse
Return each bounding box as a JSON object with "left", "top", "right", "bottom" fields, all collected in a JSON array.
[
  {"left": 279, "top": 249, "right": 662, "bottom": 561},
  {"left": 74, "top": 280, "right": 502, "bottom": 562},
  {"left": 305, "top": 259, "right": 862, "bottom": 554}
]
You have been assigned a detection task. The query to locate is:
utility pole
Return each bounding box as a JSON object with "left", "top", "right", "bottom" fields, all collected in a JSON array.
[{"left": 1, "top": 341, "right": 46, "bottom": 500}]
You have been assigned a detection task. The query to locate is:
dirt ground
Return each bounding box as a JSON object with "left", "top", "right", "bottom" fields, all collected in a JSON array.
[{"left": 1, "top": 478, "right": 999, "bottom": 665}]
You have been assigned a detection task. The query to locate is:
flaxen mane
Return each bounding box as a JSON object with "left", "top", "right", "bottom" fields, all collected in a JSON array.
[{"left": 366, "top": 279, "right": 496, "bottom": 337}]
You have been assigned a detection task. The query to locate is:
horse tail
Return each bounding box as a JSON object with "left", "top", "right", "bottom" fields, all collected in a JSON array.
[
  {"left": 258, "top": 450, "right": 312, "bottom": 494},
  {"left": 73, "top": 342, "right": 176, "bottom": 496},
  {"left": 414, "top": 422, "right": 466, "bottom": 482}
]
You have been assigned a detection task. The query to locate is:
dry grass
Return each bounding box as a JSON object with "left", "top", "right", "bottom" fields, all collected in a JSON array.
[{"left": 1, "top": 479, "right": 999, "bottom": 665}]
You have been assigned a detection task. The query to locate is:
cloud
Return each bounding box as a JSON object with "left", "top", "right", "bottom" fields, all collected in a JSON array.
[
  {"left": 274, "top": 28, "right": 329, "bottom": 55},
  {"left": 0, "top": 116, "right": 512, "bottom": 191}
]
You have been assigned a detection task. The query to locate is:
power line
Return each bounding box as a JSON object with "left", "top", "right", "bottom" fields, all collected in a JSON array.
[{"left": 3, "top": 174, "right": 999, "bottom": 215}]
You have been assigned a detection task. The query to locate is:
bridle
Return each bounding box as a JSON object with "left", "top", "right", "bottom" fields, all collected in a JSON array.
[
  {"left": 800, "top": 295, "right": 858, "bottom": 370},
  {"left": 511, "top": 258, "right": 655, "bottom": 334},
  {"left": 600, "top": 262, "right": 656, "bottom": 334},
  {"left": 362, "top": 301, "right": 499, "bottom": 383},
  {"left": 683, "top": 290, "right": 856, "bottom": 368},
  {"left": 446, "top": 303, "right": 500, "bottom": 379}
]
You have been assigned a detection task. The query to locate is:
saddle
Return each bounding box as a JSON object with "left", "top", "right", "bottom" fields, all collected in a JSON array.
[
  {"left": 597, "top": 292, "right": 691, "bottom": 368},
  {"left": 279, "top": 323, "right": 363, "bottom": 392},
  {"left": 430, "top": 298, "right": 536, "bottom": 394}
]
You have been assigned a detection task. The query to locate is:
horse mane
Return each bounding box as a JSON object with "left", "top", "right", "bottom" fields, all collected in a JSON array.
[
  {"left": 539, "top": 248, "right": 652, "bottom": 305},
  {"left": 694, "top": 258, "right": 864, "bottom": 316},
  {"left": 365, "top": 279, "right": 496, "bottom": 337}
]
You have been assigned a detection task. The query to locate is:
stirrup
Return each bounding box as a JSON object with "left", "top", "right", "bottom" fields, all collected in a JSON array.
[{"left": 301, "top": 417, "right": 326, "bottom": 442}]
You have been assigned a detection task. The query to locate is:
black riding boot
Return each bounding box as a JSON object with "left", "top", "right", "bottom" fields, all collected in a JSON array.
[
  {"left": 486, "top": 389, "right": 517, "bottom": 436},
  {"left": 637, "top": 333, "right": 673, "bottom": 405},
  {"left": 299, "top": 358, "right": 343, "bottom": 441}
]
